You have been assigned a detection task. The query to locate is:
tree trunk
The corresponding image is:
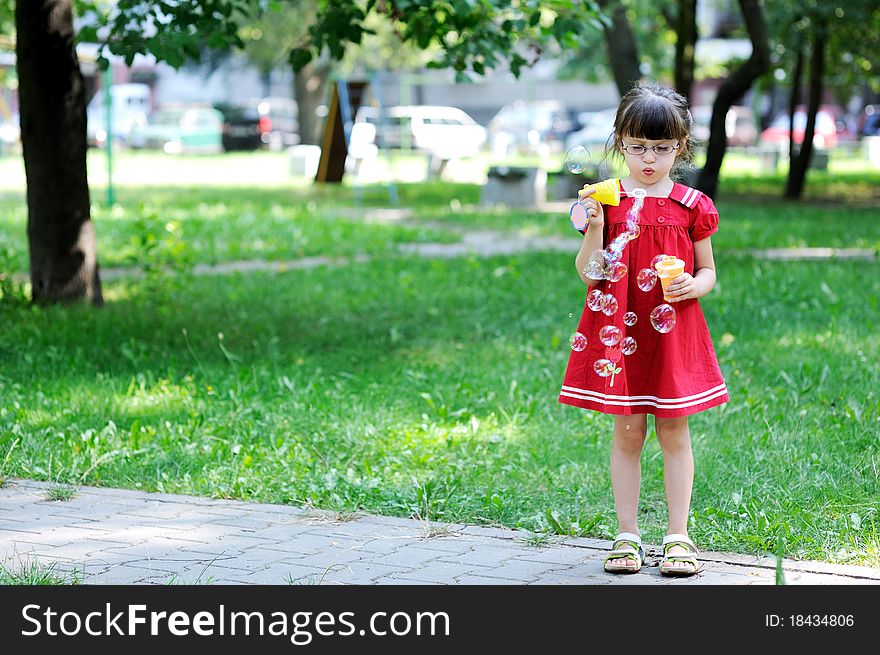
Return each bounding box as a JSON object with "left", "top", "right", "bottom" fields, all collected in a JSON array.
[
  {"left": 673, "top": 0, "right": 697, "bottom": 101},
  {"left": 787, "top": 46, "right": 804, "bottom": 169},
  {"left": 293, "top": 58, "right": 332, "bottom": 146},
  {"left": 16, "top": 0, "right": 102, "bottom": 305},
  {"left": 696, "top": 0, "right": 769, "bottom": 199},
  {"left": 785, "top": 29, "right": 825, "bottom": 199},
  {"left": 596, "top": 0, "right": 641, "bottom": 97}
]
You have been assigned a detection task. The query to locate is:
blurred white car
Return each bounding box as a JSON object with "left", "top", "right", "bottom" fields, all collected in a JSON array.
[
  {"left": 564, "top": 108, "right": 617, "bottom": 156},
  {"left": 352, "top": 105, "right": 486, "bottom": 158},
  {"left": 489, "top": 100, "right": 576, "bottom": 155}
]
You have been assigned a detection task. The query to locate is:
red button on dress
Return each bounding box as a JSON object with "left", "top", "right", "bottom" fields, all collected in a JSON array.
[{"left": 559, "top": 181, "right": 729, "bottom": 418}]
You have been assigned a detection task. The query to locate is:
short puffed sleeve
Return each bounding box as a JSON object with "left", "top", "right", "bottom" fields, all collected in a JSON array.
[{"left": 690, "top": 193, "right": 719, "bottom": 241}]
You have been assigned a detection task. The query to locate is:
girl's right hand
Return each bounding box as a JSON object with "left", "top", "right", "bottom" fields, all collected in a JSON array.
[{"left": 578, "top": 186, "right": 604, "bottom": 227}]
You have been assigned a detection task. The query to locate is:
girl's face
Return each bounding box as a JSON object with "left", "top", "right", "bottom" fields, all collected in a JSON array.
[{"left": 618, "top": 135, "right": 685, "bottom": 187}]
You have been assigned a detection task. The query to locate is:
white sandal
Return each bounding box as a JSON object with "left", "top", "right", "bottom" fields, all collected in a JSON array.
[
  {"left": 604, "top": 532, "right": 644, "bottom": 573},
  {"left": 660, "top": 533, "right": 699, "bottom": 576}
]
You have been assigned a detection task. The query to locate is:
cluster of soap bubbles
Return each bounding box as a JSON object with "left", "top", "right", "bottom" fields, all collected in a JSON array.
[
  {"left": 565, "top": 146, "right": 592, "bottom": 174},
  {"left": 586, "top": 289, "right": 619, "bottom": 317},
  {"left": 567, "top": 188, "right": 682, "bottom": 368},
  {"left": 583, "top": 188, "right": 647, "bottom": 282}
]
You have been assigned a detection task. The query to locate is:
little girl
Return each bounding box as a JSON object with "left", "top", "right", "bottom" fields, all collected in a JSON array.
[{"left": 559, "top": 82, "right": 728, "bottom": 576}]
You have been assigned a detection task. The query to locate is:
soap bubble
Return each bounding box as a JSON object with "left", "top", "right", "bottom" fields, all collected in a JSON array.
[
  {"left": 623, "top": 312, "right": 638, "bottom": 326},
  {"left": 565, "top": 146, "right": 591, "bottom": 174},
  {"left": 606, "top": 261, "right": 628, "bottom": 283},
  {"left": 624, "top": 224, "right": 641, "bottom": 240},
  {"left": 607, "top": 239, "right": 625, "bottom": 261},
  {"left": 593, "top": 359, "right": 615, "bottom": 377},
  {"left": 600, "top": 294, "right": 618, "bottom": 316},
  {"left": 621, "top": 336, "right": 638, "bottom": 355},
  {"left": 651, "top": 253, "right": 668, "bottom": 270},
  {"left": 587, "top": 289, "right": 604, "bottom": 312},
  {"left": 584, "top": 260, "right": 605, "bottom": 280},
  {"left": 569, "top": 332, "right": 588, "bottom": 352},
  {"left": 637, "top": 268, "right": 658, "bottom": 292},
  {"left": 631, "top": 188, "right": 647, "bottom": 200},
  {"left": 650, "top": 304, "right": 677, "bottom": 333},
  {"left": 599, "top": 325, "right": 622, "bottom": 347}
]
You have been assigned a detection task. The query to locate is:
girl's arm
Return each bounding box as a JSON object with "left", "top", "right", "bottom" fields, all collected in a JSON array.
[
  {"left": 665, "top": 236, "right": 717, "bottom": 301},
  {"left": 575, "top": 191, "right": 605, "bottom": 287}
]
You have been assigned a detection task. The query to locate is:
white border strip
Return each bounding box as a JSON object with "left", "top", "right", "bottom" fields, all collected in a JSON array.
[
  {"left": 560, "top": 388, "right": 729, "bottom": 410},
  {"left": 680, "top": 186, "right": 697, "bottom": 207},
  {"left": 561, "top": 383, "right": 727, "bottom": 403}
]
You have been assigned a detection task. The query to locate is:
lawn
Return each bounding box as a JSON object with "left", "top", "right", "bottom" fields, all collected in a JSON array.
[{"left": 0, "top": 150, "right": 878, "bottom": 567}]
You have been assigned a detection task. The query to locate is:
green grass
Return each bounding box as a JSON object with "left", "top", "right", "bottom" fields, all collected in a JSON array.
[
  {"left": 0, "top": 184, "right": 462, "bottom": 273},
  {"left": 45, "top": 484, "right": 77, "bottom": 501},
  {"left": 0, "top": 248, "right": 877, "bottom": 565},
  {"left": 0, "top": 152, "right": 878, "bottom": 566},
  {"left": 0, "top": 556, "right": 82, "bottom": 585}
]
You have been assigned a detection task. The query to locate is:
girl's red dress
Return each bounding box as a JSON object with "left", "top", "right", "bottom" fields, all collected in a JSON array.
[{"left": 559, "top": 181, "right": 729, "bottom": 418}]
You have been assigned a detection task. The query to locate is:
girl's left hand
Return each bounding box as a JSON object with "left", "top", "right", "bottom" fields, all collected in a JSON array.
[{"left": 665, "top": 273, "right": 697, "bottom": 302}]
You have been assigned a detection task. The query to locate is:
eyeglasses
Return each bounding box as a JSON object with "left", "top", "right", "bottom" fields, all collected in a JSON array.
[{"left": 620, "top": 142, "right": 681, "bottom": 156}]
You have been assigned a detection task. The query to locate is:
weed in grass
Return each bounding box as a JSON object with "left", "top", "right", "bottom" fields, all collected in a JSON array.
[
  {"left": 167, "top": 573, "right": 216, "bottom": 585},
  {"left": 286, "top": 564, "right": 346, "bottom": 585},
  {"left": 45, "top": 484, "right": 77, "bottom": 502},
  {"left": 0, "top": 555, "right": 82, "bottom": 585},
  {"left": 775, "top": 534, "right": 787, "bottom": 586},
  {"left": 518, "top": 532, "right": 562, "bottom": 548},
  {"left": 0, "top": 438, "right": 20, "bottom": 486}
]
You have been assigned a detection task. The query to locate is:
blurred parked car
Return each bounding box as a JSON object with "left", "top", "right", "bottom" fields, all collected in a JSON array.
[
  {"left": 489, "top": 100, "right": 575, "bottom": 154},
  {"left": 760, "top": 105, "right": 854, "bottom": 149},
  {"left": 86, "top": 83, "right": 151, "bottom": 147},
  {"left": 352, "top": 105, "right": 486, "bottom": 157},
  {"left": 692, "top": 105, "right": 757, "bottom": 147},
  {"left": 130, "top": 105, "right": 224, "bottom": 154},
  {"left": 258, "top": 97, "right": 299, "bottom": 150},
  {"left": 858, "top": 104, "right": 880, "bottom": 137},
  {"left": 564, "top": 108, "right": 617, "bottom": 155},
  {"left": 215, "top": 98, "right": 299, "bottom": 152}
]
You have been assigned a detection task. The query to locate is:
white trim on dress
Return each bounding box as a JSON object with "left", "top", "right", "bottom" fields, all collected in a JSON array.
[{"left": 560, "top": 383, "right": 728, "bottom": 410}]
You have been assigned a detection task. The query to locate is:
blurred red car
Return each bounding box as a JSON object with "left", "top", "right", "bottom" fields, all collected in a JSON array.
[{"left": 760, "top": 105, "right": 853, "bottom": 149}]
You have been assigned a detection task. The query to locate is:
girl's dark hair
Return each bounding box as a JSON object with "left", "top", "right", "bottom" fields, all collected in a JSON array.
[{"left": 607, "top": 81, "right": 695, "bottom": 163}]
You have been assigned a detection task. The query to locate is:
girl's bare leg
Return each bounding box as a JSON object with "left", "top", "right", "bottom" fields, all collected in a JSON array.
[
  {"left": 655, "top": 415, "right": 694, "bottom": 571},
  {"left": 609, "top": 415, "right": 648, "bottom": 569}
]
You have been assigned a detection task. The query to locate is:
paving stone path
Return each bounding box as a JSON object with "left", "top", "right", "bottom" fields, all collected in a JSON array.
[{"left": 2, "top": 480, "right": 878, "bottom": 585}]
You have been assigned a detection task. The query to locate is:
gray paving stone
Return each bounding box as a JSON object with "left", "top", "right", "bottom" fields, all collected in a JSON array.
[
  {"left": 355, "top": 537, "right": 430, "bottom": 555},
  {"left": 288, "top": 547, "right": 370, "bottom": 568},
  {"left": 315, "top": 561, "right": 411, "bottom": 584},
  {"left": 373, "top": 577, "right": 445, "bottom": 585},
  {"left": 453, "top": 575, "right": 522, "bottom": 585},
  {"left": 370, "top": 547, "right": 446, "bottom": 569},
  {"left": 406, "top": 537, "right": 477, "bottom": 553},
  {"left": 396, "top": 560, "right": 490, "bottom": 584},
  {"left": 531, "top": 571, "right": 612, "bottom": 585},
  {"left": 436, "top": 546, "right": 530, "bottom": 567},
  {"left": 510, "top": 547, "right": 594, "bottom": 566},
  {"left": 477, "top": 559, "right": 564, "bottom": 582}
]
